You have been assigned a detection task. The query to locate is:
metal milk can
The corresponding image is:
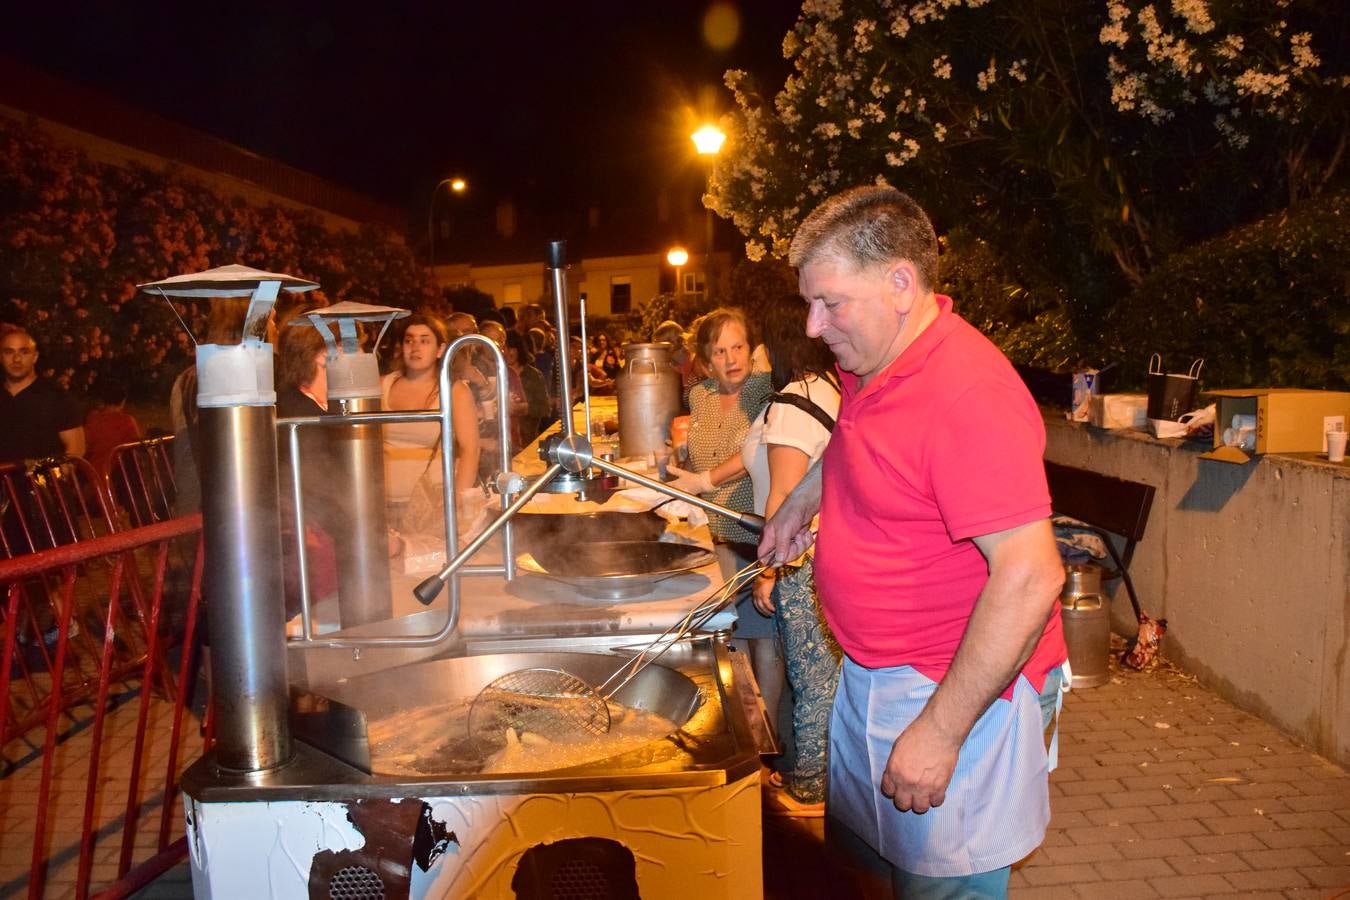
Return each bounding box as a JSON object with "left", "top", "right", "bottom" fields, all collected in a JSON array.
[
  {"left": 1060, "top": 563, "right": 1110, "bottom": 689},
  {"left": 616, "top": 343, "right": 682, "bottom": 459}
]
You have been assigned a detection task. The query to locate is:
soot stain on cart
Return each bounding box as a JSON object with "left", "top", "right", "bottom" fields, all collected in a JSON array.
[
  {"left": 413, "top": 802, "right": 458, "bottom": 871},
  {"left": 497, "top": 602, "right": 625, "bottom": 634}
]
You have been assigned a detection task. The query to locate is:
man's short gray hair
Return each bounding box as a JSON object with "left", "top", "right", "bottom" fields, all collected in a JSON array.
[{"left": 789, "top": 185, "right": 939, "bottom": 290}]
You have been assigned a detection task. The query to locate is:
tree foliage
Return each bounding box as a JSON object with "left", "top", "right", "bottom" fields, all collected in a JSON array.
[
  {"left": 1108, "top": 188, "right": 1350, "bottom": 390},
  {"left": 709, "top": 0, "right": 1346, "bottom": 302}
]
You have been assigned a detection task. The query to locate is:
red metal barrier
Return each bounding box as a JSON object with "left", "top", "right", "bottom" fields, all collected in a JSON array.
[
  {"left": 0, "top": 458, "right": 118, "bottom": 559},
  {"left": 0, "top": 514, "right": 208, "bottom": 899},
  {"left": 105, "top": 438, "right": 177, "bottom": 529}
]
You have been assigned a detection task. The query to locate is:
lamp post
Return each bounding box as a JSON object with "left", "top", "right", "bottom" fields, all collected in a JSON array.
[
  {"left": 427, "top": 176, "right": 468, "bottom": 273},
  {"left": 666, "top": 246, "right": 689, "bottom": 300},
  {"left": 690, "top": 125, "right": 725, "bottom": 303}
]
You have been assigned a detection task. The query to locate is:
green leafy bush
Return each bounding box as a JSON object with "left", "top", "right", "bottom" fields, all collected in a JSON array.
[{"left": 1109, "top": 190, "right": 1350, "bottom": 390}]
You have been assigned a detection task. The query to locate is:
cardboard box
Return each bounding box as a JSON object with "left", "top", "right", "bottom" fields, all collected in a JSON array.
[
  {"left": 1089, "top": 393, "right": 1148, "bottom": 430},
  {"left": 1200, "top": 388, "right": 1350, "bottom": 463}
]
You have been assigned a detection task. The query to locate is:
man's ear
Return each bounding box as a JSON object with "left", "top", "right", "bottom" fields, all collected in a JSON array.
[{"left": 888, "top": 261, "right": 919, "bottom": 312}]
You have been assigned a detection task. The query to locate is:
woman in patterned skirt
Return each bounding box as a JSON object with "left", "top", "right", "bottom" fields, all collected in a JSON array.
[{"left": 742, "top": 293, "right": 843, "bottom": 816}]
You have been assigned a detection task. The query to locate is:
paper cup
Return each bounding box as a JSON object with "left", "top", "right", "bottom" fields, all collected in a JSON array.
[{"left": 1327, "top": 430, "right": 1348, "bottom": 462}]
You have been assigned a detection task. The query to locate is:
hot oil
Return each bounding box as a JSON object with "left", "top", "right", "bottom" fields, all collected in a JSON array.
[{"left": 366, "top": 698, "right": 676, "bottom": 776}]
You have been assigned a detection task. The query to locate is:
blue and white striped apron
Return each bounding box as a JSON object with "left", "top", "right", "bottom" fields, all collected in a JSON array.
[{"left": 828, "top": 658, "right": 1060, "bottom": 878}]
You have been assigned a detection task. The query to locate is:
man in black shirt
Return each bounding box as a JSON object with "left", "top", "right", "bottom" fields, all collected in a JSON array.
[{"left": 0, "top": 328, "right": 85, "bottom": 463}]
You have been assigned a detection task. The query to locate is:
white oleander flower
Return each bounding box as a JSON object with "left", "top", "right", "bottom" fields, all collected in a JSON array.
[
  {"left": 1170, "top": 0, "right": 1215, "bottom": 35},
  {"left": 976, "top": 60, "right": 998, "bottom": 92},
  {"left": 1289, "top": 33, "right": 1319, "bottom": 72}
]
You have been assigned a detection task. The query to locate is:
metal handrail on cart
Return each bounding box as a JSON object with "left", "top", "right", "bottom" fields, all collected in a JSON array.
[{"left": 279, "top": 241, "right": 763, "bottom": 652}]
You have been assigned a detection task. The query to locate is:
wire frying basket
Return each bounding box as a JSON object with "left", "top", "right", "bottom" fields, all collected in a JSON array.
[{"left": 467, "top": 560, "right": 765, "bottom": 742}]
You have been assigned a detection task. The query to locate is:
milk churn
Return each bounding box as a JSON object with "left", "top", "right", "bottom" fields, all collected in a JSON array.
[
  {"left": 617, "top": 343, "right": 681, "bottom": 459},
  {"left": 1060, "top": 563, "right": 1110, "bottom": 688}
]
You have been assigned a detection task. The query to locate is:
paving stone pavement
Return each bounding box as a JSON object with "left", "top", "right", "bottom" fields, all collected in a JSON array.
[
  {"left": 1012, "top": 654, "right": 1350, "bottom": 900},
  {"left": 764, "top": 653, "right": 1350, "bottom": 900}
]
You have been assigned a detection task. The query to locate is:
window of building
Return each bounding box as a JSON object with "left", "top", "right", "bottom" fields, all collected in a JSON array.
[
  {"left": 610, "top": 276, "right": 632, "bottom": 314},
  {"left": 682, "top": 272, "right": 706, "bottom": 296}
]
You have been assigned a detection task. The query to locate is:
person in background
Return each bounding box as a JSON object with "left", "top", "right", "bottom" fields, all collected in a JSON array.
[
  {"left": 380, "top": 314, "right": 480, "bottom": 528},
  {"left": 528, "top": 326, "right": 556, "bottom": 413},
  {"left": 761, "top": 185, "right": 1066, "bottom": 898},
  {"left": 507, "top": 330, "right": 549, "bottom": 447},
  {"left": 167, "top": 298, "right": 253, "bottom": 514},
  {"left": 83, "top": 379, "right": 141, "bottom": 479},
  {"left": 276, "top": 323, "right": 341, "bottom": 612},
  {"left": 581, "top": 335, "right": 616, "bottom": 396},
  {"left": 743, "top": 293, "right": 843, "bottom": 817},
  {"left": 480, "top": 320, "right": 528, "bottom": 454},
  {"left": 664, "top": 308, "right": 783, "bottom": 735},
  {"left": 652, "top": 319, "right": 697, "bottom": 410},
  {"left": 0, "top": 328, "right": 85, "bottom": 464},
  {"left": 591, "top": 332, "right": 622, "bottom": 381},
  {"left": 513, "top": 303, "right": 545, "bottom": 342},
  {"left": 447, "top": 311, "right": 478, "bottom": 339}
]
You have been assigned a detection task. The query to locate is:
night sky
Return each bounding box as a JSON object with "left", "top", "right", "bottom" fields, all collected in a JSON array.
[{"left": 2, "top": 2, "right": 801, "bottom": 222}]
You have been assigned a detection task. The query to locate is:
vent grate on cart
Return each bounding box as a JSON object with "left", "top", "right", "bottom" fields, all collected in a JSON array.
[
  {"left": 329, "top": 864, "right": 385, "bottom": 899},
  {"left": 512, "top": 837, "right": 639, "bottom": 900}
]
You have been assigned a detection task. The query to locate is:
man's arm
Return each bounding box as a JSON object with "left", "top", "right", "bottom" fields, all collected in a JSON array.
[
  {"left": 757, "top": 457, "right": 823, "bottom": 566},
  {"left": 879, "top": 518, "right": 1063, "bottom": 814},
  {"left": 59, "top": 426, "right": 85, "bottom": 458}
]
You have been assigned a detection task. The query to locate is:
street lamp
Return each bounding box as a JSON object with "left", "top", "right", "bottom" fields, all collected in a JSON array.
[
  {"left": 691, "top": 125, "right": 726, "bottom": 156},
  {"left": 666, "top": 246, "right": 689, "bottom": 298},
  {"left": 427, "top": 177, "right": 468, "bottom": 272},
  {"left": 690, "top": 125, "right": 725, "bottom": 302}
]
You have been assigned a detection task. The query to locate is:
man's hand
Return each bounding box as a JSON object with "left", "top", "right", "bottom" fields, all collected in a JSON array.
[
  {"left": 879, "top": 715, "right": 962, "bottom": 814},
  {"left": 752, "top": 569, "right": 776, "bottom": 615},
  {"left": 757, "top": 459, "right": 823, "bottom": 566},
  {"left": 758, "top": 491, "right": 816, "bottom": 566}
]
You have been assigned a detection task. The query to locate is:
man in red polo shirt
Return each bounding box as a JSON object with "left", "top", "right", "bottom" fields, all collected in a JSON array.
[{"left": 760, "top": 186, "right": 1067, "bottom": 898}]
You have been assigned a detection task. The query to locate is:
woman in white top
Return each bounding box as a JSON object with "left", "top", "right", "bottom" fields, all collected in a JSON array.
[
  {"left": 380, "top": 314, "right": 479, "bottom": 528},
  {"left": 742, "top": 293, "right": 843, "bottom": 816}
]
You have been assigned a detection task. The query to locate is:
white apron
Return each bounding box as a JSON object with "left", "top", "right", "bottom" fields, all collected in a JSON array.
[{"left": 828, "top": 659, "right": 1057, "bottom": 878}]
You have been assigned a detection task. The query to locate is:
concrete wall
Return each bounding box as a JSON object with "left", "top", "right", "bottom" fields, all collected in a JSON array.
[{"left": 1045, "top": 418, "right": 1350, "bottom": 765}]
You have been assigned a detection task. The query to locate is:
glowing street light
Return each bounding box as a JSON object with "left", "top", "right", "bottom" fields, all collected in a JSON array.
[
  {"left": 667, "top": 246, "right": 689, "bottom": 297},
  {"left": 690, "top": 125, "right": 725, "bottom": 301},
  {"left": 428, "top": 176, "right": 468, "bottom": 271},
  {"left": 690, "top": 125, "right": 726, "bottom": 156}
]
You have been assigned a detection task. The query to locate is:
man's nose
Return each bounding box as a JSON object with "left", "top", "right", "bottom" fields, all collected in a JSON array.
[{"left": 805, "top": 300, "right": 827, "bottom": 338}]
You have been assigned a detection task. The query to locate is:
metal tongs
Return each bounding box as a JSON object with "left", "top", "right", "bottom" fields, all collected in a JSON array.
[{"left": 467, "top": 559, "right": 766, "bottom": 742}]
